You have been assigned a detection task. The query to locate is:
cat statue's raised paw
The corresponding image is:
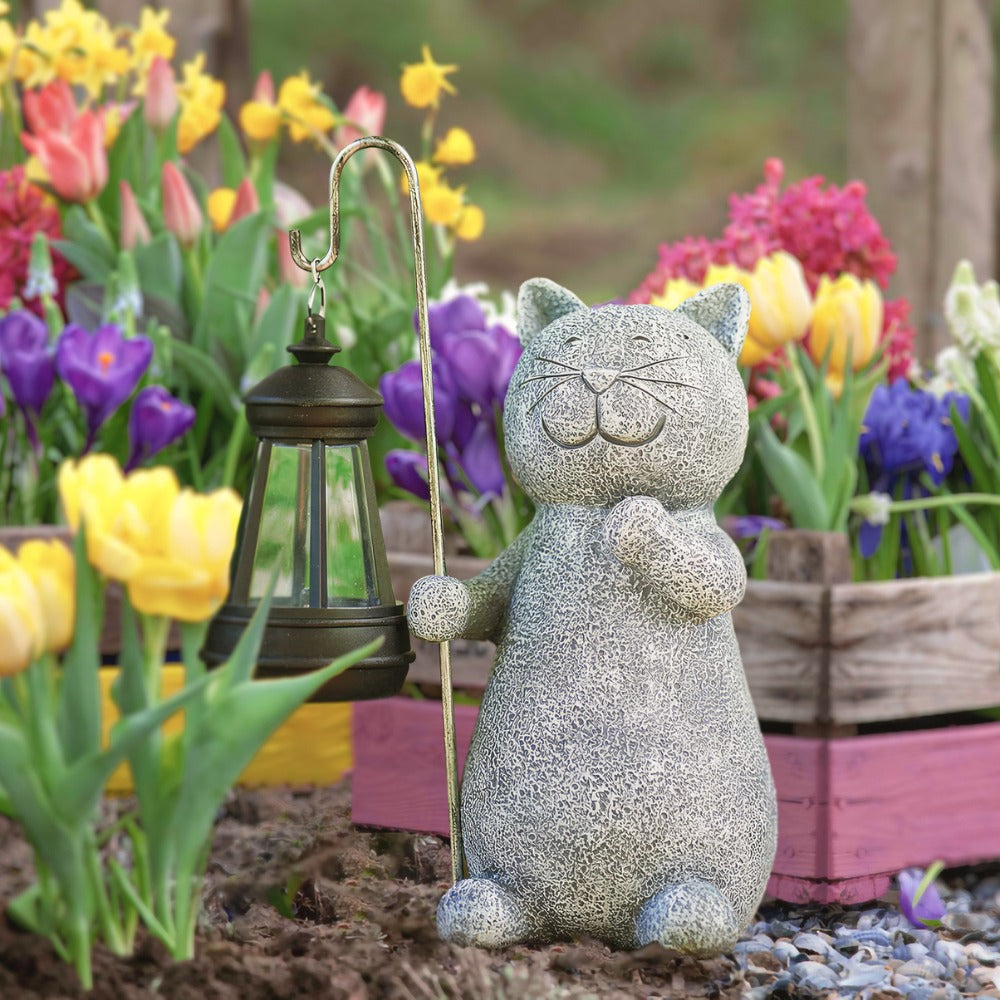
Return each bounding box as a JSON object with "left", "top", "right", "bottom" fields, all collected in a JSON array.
[{"left": 407, "top": 277, "right": 777, "bottom": 956}]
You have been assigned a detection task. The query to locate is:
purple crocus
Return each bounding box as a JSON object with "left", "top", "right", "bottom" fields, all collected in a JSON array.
[
  {"left": 460, "top": 421, "right": 506, "bottom": 497},
  {"left": 56, "top": 323, "right": 153, "bottom": 449},
  {"left": 379, "top": 359, "right": 456, "bottom": 444},
  {"left": 0, "top": 310, "right": 55, "bottom": 429},
  {"left": 723, "top": 515, "right": 787, "bottom": 540},
  {"left": 898, "top": 867, "right": 947, "bottom": 927},
  {"left": 125, "top": 385, "right": 196, "bottom": 471},
  {"left": 421, "top": 293, "right": 487, "bottom": 352},
  {"left": 385, "top": 449, "right": 431, "bottom": 501},
  {"left": 857, "top": 380, "right": 970, "bottom": 557},
  {"left": 438, "top": 329, "right": 500, "bottom": 406}
]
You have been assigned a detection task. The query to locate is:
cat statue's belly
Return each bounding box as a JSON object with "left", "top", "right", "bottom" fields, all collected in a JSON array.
[{"left": 458, "top": 506, "right": 776, "bottom": 949}]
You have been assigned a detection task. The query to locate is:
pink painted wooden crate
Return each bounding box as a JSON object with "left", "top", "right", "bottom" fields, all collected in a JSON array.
[{"left": 351, "top": 697, "right": 1000, "bottom": 905}]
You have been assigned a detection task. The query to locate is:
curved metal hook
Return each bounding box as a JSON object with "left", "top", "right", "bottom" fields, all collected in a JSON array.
[{"left": 289, "top": 137, "right": 463, "bottom": 883}]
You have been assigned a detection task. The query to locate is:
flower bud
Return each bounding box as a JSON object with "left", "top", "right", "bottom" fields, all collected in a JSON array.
[{"left": 161, "top": 161, "right": 203, "bottom": 247}]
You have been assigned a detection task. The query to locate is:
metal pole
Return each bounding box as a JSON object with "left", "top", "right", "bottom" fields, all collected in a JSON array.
[{"left": 289, "top": 136, "right": 464, "bottom": 883}]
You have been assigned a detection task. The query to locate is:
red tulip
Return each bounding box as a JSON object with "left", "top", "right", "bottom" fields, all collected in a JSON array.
[
  {"left": 229, "top": 177, "right": 260, "bottom": 225},
  {"left": 22, "top": 80, "right": 77, "bottom": 135},
  {"left": 335, "top": 85, "right": 386, "bottom": 148},
  {"left": 161, "top": 161, "right": 202, "bottom": 246},
  {"left": 144, "top": 56, "right": 178, "bottom": 132},
  {"left": 21, "top": 108, "right": 108, "bottom": 203},
  {"left": 119, "top": 180, "right": 151, "bottom": 249}
]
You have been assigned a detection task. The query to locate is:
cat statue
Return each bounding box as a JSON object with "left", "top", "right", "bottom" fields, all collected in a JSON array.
[{"left": 406, "top": 277, "right": 777, "bottom": 956}]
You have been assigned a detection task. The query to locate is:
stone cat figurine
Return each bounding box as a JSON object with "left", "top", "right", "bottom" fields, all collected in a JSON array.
[{"left": 406, "top": 277, "right": 777, "bottom": 956}]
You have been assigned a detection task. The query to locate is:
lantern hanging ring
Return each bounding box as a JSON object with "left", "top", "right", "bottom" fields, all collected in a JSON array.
[
  {"left": 306, "top": 259, "right": 326, "bottom": 318},
  {"left": 288, "top": 137, "right": 464, "bottom": 884}
]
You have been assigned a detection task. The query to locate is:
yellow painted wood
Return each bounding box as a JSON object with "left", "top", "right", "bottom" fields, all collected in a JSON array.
[{"left": 101, "top": 666, "right": 353, "bottom": 794}]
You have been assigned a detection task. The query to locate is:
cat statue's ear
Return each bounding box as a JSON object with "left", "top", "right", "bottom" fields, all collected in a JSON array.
[
  {"left": 517, "top": 277, "right": 588, "bottom": 347},
  {"left": 675, "top": 282, "right": 750, "bottom": 362}
]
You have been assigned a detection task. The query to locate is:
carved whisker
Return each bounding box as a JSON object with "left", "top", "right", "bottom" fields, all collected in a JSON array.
[
  {"left": 522, "top": 370, "right": 579, "bottom": 385},
  {"left": 528, "top": 375, "right": 577, "bottom": 412},
  {"left": 622, "top": 355, "right": 688, "bottom": 375},
  {"left": 621, "top": 374, "right": 707, "bottom": 395},
  {"left": 618, "top": 377, "right": 681, "bottom": 415},
  {"left": 536, "top": 356, "right": 583, "bottom": 373}
]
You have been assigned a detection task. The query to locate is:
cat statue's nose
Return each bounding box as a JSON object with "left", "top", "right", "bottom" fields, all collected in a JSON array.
[{"left": 581, "top": 367, "right": 618, "bottom": 394}]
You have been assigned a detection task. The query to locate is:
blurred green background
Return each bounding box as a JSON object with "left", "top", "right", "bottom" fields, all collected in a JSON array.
[{"left": 249, "top": 0, "right": 846, "bottom": 303}]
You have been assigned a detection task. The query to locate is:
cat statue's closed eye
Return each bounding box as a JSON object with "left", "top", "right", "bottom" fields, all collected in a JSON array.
[{"left": 407, "top": 277, "right": 777, "bottom": 955}]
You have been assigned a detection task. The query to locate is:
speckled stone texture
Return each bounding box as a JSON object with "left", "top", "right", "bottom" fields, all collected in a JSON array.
[{"left": 407, "top": 278, "right": 778, "bottom": 955}]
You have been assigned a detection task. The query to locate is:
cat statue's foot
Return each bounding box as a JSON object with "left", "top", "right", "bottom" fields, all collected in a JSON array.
[
  {"left": 635, "top": 879, "right": 740, "bottom": 957},
  {"left": 437, "top": 877, "right": 536, "bottom": 948},
  {"left": 407, "top": 575, "right": 471, "bottom": 642}
]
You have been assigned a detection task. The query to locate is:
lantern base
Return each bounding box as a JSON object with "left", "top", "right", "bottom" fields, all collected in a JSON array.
[{"left": 202, "top": 602, "right": 415, "bottom": 701}]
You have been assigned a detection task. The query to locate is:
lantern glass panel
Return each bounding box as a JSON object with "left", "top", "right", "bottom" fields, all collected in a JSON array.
[{"left": 247, "top": 441, "right": 392, "bottom": 609}]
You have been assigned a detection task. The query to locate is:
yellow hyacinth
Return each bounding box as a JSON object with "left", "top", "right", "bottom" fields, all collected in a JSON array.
[
  {"left": 176, "top": 53, "right": 225, "bottom": 154},
  {"left": 433, "top": 126, "right": 475, "bottom": 166},
  {"left": 17, "top": 539, "right": 75, "bottom": 654},
  {"left": 422, "top": 180, "right": 464, "bottom": 227},
  {"left": 400, "top": 45, "right": 457, "bottom": 110},
  {"left": 650, "top": 277, "right": 701, "bottom": 312},
  {"left": 0, "top": 550, "right": 44, "bottom": 676},
  {"left": 455, "top": 204, "right": 485, "bottom": 241},
  {"left": 277, "top": 71, "right": 337, "bottom": 144},
  {"left": 207, "top": 187, "right": 237, "bottom": 231},
  {"left": 809, "top": 273, "right": 883, "bottom": 375}
]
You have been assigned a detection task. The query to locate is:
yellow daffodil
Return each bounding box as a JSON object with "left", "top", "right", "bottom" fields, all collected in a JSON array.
[
  {"left": 17, "top": 539, "right": 74, "bottom": 654},
  {"left": 175, "top": 53, "right": 225, "bottom": 154},
  {"left": 14, "top": 21, "right": 56, "bottom": 88},
  {"left": 455, "top": 204, "right": 485, "bottom": 241},
  {"left": 239, "top": 97, "right": 282, "bottom": 143},
  {"left": 433, "top": 126, "right": 475, "bottom": 166},
  {"left": 41, "top": 0, "right": 129, "bottom": 97},
  {"left": 277, "top": 71, "right": 336, "bottom": 144},
  {"left": 0, "top": 20, "right": 18, "bottom": 85},
  {"left": 650, "top": 277, "right": 701, "bottom": 311},
  {"left": 421, "top": 180, "right": 464, "bottom": 226},
  {"left": 400, "top": 45, "right": 457, "bottom": 109},
  {"left": 400, "top": 159, "right": 441, "bottom": 197},
  {"left": 126, "top": 487, "right": 241, "bottom": 621},
  {"left": 0, "top": 548, "right": 44, "bottom": 675},
  {"left": 130, "top": 6, "right": 175, "bottom": 72},
  {"left": 809, "top": 273, "right": 882, "bottom": 378},
  {"left": 207, "top": 187, "right": 237, "bottom": 231}
]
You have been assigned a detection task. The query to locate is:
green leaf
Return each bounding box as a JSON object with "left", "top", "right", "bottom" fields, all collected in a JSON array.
[
  {"left": 756, "top": 421, "right": 831, "bottom": 530},
  {"left": 51, "top": 240, "right": 112, "bottom": 284},
  {"left": 170, "top": 338, "right": 241, "bottom": 415},
  {"left": 55, "top": 528, "right": 103, "bottom": 761},
  {"left": 61, "top": 205, "right": 115, "bottom": 265},
  {"left": 247, "top": 283, "right": 302, "bottom": 375},
  {"left": 217, "top": 114, "right": 248, "bottom": 189},
  {"left": 192, "top": 212, "right": 271, "bottom": 369},
  {"left": 252, "top": 139, "right": 280, "bottom": 209},
  {"left": 134, "top": 234, "right": 183, "bottom": 304}
]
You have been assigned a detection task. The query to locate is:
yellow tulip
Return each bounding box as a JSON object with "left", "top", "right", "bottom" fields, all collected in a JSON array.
[
  {"left": 433, "top": 127, "right": 475, "bottom": 166},
  {"left": 0, "top": 553, "right": 44, "bottom": 676},
  {"left": 17, "top": 539, "right": 75, "bottom": 653},
  {"left": 455, "top": 204, "right": 485, "bottom": 241},
  {"left": 207, "top": 187, "right": 237, "bottom": 232},
  {"left": 743, "top": 251, "right": 812, "bottom": 351},
  {"left": 126, "top": 487, "right": 241, "bottom": 621},
  {"left": 117, "top": 467, "right": 182, "bottom": 558},
  {"left": 650, "top": 277, "right": 701, "bottom": 311},
  {"left": 400, "top": 45, "right": 457, "bottom": 110},
  {"left": 809, "top": 273, "right": 883, "bottom": 374}
]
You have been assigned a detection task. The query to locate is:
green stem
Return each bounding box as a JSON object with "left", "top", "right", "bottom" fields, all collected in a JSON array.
[
  {"left": 219, "top": 414, "right": 248, "bottom": 489},
  {"left": 859, "top": 492, "right": 1000, "bottom": 515},
  {"left": 785, "top": 345, "right": 825, "bottom": 479},
  {"left": 141, "top": 615, "right": 171, "bottom": 705},
  {"left": 84, "top": 198, "right": 114, "bottom": 248},
  {"left": 83, "top": 830, "right": 128, "bottom": 956},
  {"left": 374, "top": 154, "right": 415, "bottom": 276}
]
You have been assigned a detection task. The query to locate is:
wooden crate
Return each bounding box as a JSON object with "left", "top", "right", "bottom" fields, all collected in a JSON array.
[{"left": 352, "top": 697, "right": 1000, "bottom": 905}]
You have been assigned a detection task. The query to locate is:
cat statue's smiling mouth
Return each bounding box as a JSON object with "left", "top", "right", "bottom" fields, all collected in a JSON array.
[{"left": 541, "top": 410, "right": 666, "bottom": 449}]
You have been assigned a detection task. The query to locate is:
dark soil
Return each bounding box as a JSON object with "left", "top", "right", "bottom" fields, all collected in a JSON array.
[{"left": 0, "top": 780, "right": 747, "bottom": 999}]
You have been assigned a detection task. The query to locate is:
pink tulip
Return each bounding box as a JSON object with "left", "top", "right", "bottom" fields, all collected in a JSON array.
[
  {"left": 119, "top": 180, "right": 151, "bottom": 249},
  {"left": 335, "top": 85, "right": 387, "bottom": 148},
  {"left": 252, "top": 69, "right": 275, "bottom": 104},
  {"left": 144, "top": 56, "right": 178, "bottom": 132},
  {"left": 229, "top": 177, "right": 260, "bottom": 225},
  {"left": 161, "top": 161, "right": 203, "bottom": 246},
  {"left": 22, "top": 80, "right": 77, "bottom": 135},
  {"left": 22, "top": 109, "right": 108, "bottom": 203}
]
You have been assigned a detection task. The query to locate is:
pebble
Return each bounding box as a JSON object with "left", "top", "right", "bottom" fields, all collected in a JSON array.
[{"left": 732, "top": 868, "right": 1000, "bottom": 997}]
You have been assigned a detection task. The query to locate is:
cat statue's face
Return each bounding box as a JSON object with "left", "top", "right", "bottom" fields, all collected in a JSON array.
[{"left": 504, "top": 278, "right": 751, "bottom": 508}]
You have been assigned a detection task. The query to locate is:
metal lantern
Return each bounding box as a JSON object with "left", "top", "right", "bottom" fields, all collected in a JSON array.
[{"left": 203, "top": 137, "right": 465, "bottom": 878}]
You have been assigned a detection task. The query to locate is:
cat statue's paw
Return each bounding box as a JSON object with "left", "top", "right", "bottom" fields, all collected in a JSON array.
[
  {"left": 407, "top": 575, "right": 472, "bottom": 642},
  {"left": 604, "top": 495, "right": 670, "bottom": 566}
]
